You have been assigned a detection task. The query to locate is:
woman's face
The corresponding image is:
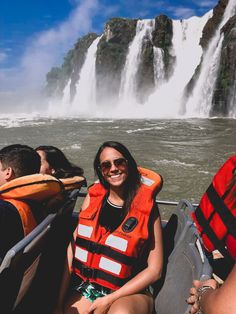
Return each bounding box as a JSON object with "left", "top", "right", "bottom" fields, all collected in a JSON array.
[
  {"left": 37, "top": 150, "right": 54, "bottom": 175},
  {"left": 99, "top": 147, "right": 128, "bottom": 188}
]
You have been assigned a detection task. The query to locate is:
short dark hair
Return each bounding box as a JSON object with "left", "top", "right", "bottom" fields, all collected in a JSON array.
[
  {"left": 35, "top": 145, "right": 84, "bottom": 178},
  {"left": 0, "top": 144, "right": 40, "bottom": 178}
]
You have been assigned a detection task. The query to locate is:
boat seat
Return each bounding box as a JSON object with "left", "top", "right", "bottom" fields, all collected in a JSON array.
[
  {"left": 153, "top": 199, "right": 212, "bottom": 314},
  {"left": 0, "top": 189, "right": 81, "bottom": 313},
  {"left": 0, "top": 213, "right": 57, "bottom": 313}
]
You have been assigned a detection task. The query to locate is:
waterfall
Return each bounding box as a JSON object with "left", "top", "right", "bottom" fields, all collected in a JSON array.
[
  {"left": 71, "top": 36, "right": 101, "bottom": 116},
  {"left": 185, "top": 0, "right": 236, "bottom": 117},
  {"left": 144, "top": 12, "right": 211, "bottom": 118},
  {"left": 153, "top": 47, "right": 165, "bottom": 86},
  {"left": 62, "top": 79, "right": 71, "bottom": 105},
  {"left": 46, "top": 1, "right": 236, "bottom": 119},
  {"left": 119, "top": 19, "right": 155, "bottom": 104},
  {"left": 229, "top": 77, "right": 236, "bottom": 118}
]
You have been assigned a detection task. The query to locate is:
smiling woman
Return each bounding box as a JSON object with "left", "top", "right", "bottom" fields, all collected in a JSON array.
[{"left": 54, "top": 140, "right": 163, "bottom": 314}]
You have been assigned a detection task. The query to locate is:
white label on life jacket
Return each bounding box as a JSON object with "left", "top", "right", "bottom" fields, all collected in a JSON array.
[
  {"left": 99, "top": 257, "right": 122, "bottom": 275},
  {"left": 105, "top": 235, "right": 128, "bottom": 252},
  {"left": 141, "top": 176, "right": 154, "bottom": 186},
  {"left": 77, "top": 224, "right": 93, "bottom": 238},
  {"left": 75, "top": 246, "right": 88, "bottom": 262}
]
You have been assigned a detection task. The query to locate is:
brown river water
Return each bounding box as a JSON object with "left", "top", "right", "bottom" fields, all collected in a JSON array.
[{"left": 0, "top": 117, "right": 235, "bottom": 218}]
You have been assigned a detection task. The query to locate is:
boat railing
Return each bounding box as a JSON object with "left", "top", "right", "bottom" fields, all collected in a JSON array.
[{"left": 78, "top": 189, "right": 199, "bottom": 208}]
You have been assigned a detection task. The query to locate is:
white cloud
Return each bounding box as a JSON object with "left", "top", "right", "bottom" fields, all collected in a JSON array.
[
  {"left": 0, "top": 51, "right": 7, "bottom": 63},
  {"left": 0, "top": 0, "right": 100, "bottom": 94},
  {"left": 169, "top": 7, "right": 196, "bottom": 19},
  {"left": 194, "top": 0, "right": 217, "bottom": 8}
]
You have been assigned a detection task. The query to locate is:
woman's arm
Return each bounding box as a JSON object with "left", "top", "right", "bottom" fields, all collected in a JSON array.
[
  {"left": 188, "top": 264, "right": 236, "bottom": 314},
  {"left": 86, "top": 215, "right": 163, "bottom": 313},
  {"left": 53, "top": 241, "right": 74, "bottom": 313}
]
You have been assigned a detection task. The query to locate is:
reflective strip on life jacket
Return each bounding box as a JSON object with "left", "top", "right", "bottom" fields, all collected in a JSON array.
[
  {"left": 77, "top": 224, "right": 93, "bottom": 238},
  {"left": 105, "top": 235, "right": 128, "bottom": 252},
  {"left": 75, "top": 246, "right": 88, "bottom": 263},
  {"left": 99, "top": 257, "right": 121, "bottom": 275}
]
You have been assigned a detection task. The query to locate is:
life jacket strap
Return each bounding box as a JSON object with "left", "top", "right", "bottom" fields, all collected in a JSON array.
[
  {"left": 73, "top": 259, "right": 130, "bottom": 287},
  {"left": 76, "top": 237, "right": 137, "bottom": 265},
  {"left": 207, "top": 183, "right": 236, "bottom": 238},
  {"left": 195, "top": 205, "right": 234, "bottom": 268}
]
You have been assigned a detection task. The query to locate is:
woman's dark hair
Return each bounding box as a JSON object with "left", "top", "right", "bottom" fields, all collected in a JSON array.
[
  {"left": 94, "top": 141, "right": 141, "bottom": 218},
  {"left": 35, "top": 145, "right": 84, "bottom": 179}
]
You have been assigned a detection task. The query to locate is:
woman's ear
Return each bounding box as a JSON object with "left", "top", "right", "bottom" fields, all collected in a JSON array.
[{"left": 51, "top": 168, "right": 56, "bottom": 174}]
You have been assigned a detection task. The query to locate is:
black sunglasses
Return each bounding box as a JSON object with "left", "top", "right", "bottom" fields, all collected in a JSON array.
[{"left": 99, "top": 158, "right": 127, "bottom": 172}]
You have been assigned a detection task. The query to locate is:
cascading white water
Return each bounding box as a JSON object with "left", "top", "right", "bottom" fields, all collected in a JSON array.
[
  {"left": 119, "top": 19, "right": 154, "bottom": 105},
  {"left": 229, "top": 76, "right": 236, "bottom": 118},
  {"left": 144, "top": 12, "right": 211, "bottom": 118},
  {"left": 49, "top": 1, "right": 236, "bottom": 119},
  {"left": 62, "top": 78, "right": 71, "bottom": 106},
  {"left": 70, "top": 36, "right": 102, "bottom": 116},
  {"left": 153, "top": 47, "right": 165, "bottom": 86},
  {"left": 185, "top": 0, "right": 236, "bottom": 117}
]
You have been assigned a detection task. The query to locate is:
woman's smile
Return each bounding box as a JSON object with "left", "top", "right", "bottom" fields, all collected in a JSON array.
[{"left": 99, "top": 147, "right": 128, "bottom": 187}]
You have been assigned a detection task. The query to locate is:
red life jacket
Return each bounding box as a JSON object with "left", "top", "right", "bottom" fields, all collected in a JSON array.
[
  {"left": 192, "top": 155, "right": 236, "bottom": 263},
  {"left": 73, "top": 167, "right": 163, "bottom": 291}
]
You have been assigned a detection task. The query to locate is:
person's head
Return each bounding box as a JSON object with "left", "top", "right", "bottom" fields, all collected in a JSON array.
[
  {"left": 35, "top": 145, "right": 84, "bottom": 179},
  {"left": 0, "top": 144, "right": 40, "bottom": 186},
  {"left": 94, "top": 141, "right": 140, "bottom": 192}
]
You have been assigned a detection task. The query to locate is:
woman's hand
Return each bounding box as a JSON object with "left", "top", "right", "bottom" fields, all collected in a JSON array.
[
  {"left": 85, "top": 294, "right": 114, "bottom": 314},
  {"left": 187, "top": 279, "right": 218, "bottom": 314}
]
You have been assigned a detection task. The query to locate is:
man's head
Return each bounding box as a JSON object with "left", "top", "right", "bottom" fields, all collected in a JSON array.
[{"left": 0, "top": 144, "right": 40, "bottom": 186}]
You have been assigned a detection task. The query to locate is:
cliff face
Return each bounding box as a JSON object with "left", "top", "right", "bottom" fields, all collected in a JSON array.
[
  {"left": 45, "top": 33, "right": 98, "bottom": 99},
  {"left": 153, "top": 15, "right": 173, "bottom": 79},
  {"left": 96, "top": 18, "right": 137, "bottom": 104},
  {"left": 211, "top": 15, "right": 236, "bottom": 115},
  {"left": 136, "top": 15, "right": 173, "bottom": 102},
  {"left": 200, "top": 0, "right": 229, "bottom": 48}
]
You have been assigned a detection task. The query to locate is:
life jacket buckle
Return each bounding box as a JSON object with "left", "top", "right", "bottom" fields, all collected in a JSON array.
[{"left": 81, "top": 265, "right": 97, "bottom": 279}]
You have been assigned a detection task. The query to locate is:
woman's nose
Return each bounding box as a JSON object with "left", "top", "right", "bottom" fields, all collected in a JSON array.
[{"left": 110, "top": 161, "right": 118, "bottom": 171}]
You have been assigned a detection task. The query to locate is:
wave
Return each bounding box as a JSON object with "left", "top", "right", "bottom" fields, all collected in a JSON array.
[
  {"left": 126, "top": 126, "right": 165, "bottom": 133},
  {"left": 154, "top": 159, "right": 196, "bottom": 168}
]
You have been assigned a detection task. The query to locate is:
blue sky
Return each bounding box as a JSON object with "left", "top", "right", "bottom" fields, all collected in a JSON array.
[{"left": 0, "top": 0, "right": 217, "bottom": 93}]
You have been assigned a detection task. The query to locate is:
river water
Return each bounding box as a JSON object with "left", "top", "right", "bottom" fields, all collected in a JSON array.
[{"left": 0, "top": 117, "right": 235, "bottom": 218}]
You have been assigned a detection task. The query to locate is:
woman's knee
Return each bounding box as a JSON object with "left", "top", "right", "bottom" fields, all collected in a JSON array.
[
  {"left": 108, "top": 294, "right": 153, "bottom": 314},
  {"left": 108, "top": 302, "right": 133, "bottom": 314}
]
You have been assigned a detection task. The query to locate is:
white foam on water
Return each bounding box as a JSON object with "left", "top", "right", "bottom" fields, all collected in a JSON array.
[
  {"left": 154, "top": 159, "right": 196, "bottom": 168},
  {"left": 126, "top": 126, "right": 165, "bottom": 133}
]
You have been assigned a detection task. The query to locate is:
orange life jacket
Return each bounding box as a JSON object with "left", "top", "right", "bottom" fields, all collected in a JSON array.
[
  {"left": 192, "top": 155, "right": 236, "bottom": 263},
  {"left": 0, "top": 174, "right": 63, "bottom": 236},
  {"left": 59, "top": 176, "right": 86, "bottom": 191},
  {"left": 73, "top": 167, "right": 163, "bottom": 291}
]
